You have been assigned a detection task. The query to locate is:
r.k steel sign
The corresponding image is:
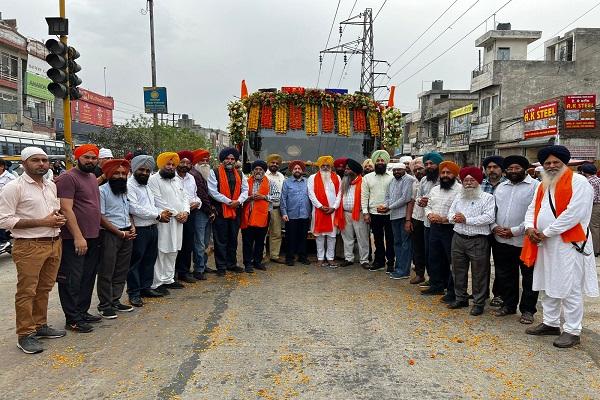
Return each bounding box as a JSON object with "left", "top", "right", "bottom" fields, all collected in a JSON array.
[{"left": 523, "top": 101, "right": 558, "bottom": 139}]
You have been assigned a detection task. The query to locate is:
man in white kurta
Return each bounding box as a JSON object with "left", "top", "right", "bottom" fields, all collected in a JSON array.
[
  {"left": 307, "top": 156, "right": 341, "bottom": 267},
  {"left": 524, "top": 146, "right": 599, "bottom": 348},
  {"left": 148, "top": 153, "right": 190, "bottom": 292}
]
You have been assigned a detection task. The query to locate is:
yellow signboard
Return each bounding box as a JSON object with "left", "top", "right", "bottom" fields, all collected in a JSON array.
[{"left": 449, "top": 104, "right": 474, "bottom": 119}]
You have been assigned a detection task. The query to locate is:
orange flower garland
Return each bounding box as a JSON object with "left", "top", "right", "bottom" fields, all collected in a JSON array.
[
  {"left": 337, "top": 106, "right": 350, "bottom": 136},
  {"left": 369, "top": 112, "right": 381, "bottom": 136},
  {"left": 305, "top": 104, "right": 319, "bottom": 135},
  {"left": 353, "top": 109, "right": 367, "bottom": 132},
  {"left": 289, "top": 104, "right": 303, "bottom": 130},
  {"left": 275, "top": 105, "right": 288, "bottom": 134},
  {"left": 260, "top": 105, "right": 273, "bottom": 129},
  {"left": 322, "top": 106, "right": 334, "bottom": 133},
  {"left": 247, "top": 104, "right": 260, "bottom": 132}
]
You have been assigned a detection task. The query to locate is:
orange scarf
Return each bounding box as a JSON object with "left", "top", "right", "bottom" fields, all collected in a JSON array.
[
  {"left": 520, "top": 168, "right": 587, "bottom": 267},
  {"left": 241, "top": 176, "right": 270, "bottom": 229},
  {"left": 218, "top": 165, "right": 241, "bottom": 219},
  {"left": 313, "top": 171, "right": 341, "bottom": 234},
  {"left": 337, "top": 175, "right": 362, "bottom": 231}
]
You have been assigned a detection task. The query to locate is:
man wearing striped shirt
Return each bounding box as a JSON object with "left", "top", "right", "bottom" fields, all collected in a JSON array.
[{"left": 447, "top": 167, "right": 495, "bottom": 316}]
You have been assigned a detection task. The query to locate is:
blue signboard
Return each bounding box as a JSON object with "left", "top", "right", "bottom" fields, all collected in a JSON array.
[{"left": 144, "top": 86, "right": 168, "bottom": 114}]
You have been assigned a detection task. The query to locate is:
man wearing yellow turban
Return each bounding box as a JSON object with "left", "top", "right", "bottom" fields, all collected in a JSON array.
[{"left": 156, "top": 152, "right": 180, "bottom": 170}]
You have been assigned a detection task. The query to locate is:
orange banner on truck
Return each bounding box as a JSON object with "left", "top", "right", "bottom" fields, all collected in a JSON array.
[
  {"left": 523, "top": 101, "right": 558, "bottom": 139},
  {"left": 565, "top": 95, "right": 596, "bottom": 129}
]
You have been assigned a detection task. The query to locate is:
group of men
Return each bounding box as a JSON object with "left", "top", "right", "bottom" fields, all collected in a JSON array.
[{"left": 0, "top": 142, "right": 598, "bottom": 355}]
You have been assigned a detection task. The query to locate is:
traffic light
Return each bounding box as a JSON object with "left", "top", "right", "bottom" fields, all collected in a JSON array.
[
  {"left": 45, "top": 39, "right": 82, "bottom": 100},
  {"left": 68, "top": 46, "right": 82, "bottom": 100}
]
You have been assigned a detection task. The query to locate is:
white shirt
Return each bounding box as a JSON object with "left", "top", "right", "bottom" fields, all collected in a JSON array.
[
  {"left": 127, "top": 175, "right": 160, "bottom": 227},
  {"left": 266, "top": 170, "right": 285, "bottom": 206},
  {"left": 0, "top": 170, "right": 16, "bottom": 191},
  {"left": 415, "top": 176, "right": 439, "bottom": 225},
  {"left": 207, "top": 168, "right": 249, "bottom": 205},
  {"left": 448, "top": 189, "right": 495, "bottom": 236},
  {"left": 425, "top": 182, "right": 461, "bottom": 222},
  {"left": 177, "top": 172, "right": 201, "bottom": 206},
  {"left": 361, "top": 172, "right": 393, "bottom": 215}
]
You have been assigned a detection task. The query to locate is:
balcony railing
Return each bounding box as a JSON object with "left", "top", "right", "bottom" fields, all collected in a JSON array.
[{"left": 472, "top": 62, "right": 492, "bottom": 79}]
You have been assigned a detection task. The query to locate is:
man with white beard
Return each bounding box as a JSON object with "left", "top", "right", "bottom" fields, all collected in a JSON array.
[
  {"left": 148, "top": 152, "right": 190, "bottom": 294},
  {"left": 523, "top": 145, "right": 599, "bottom": 348},
  {"left": 307, "top": 156, "right": 342, "bottom": 268},
  {"left": 446, "top": 167, "right": 495, "bottom": 316}
]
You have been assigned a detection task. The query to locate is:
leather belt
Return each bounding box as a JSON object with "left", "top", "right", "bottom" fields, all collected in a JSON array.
[
  {"left": 15, "top": 236, "right": 60, "bottom": 242},
  {"left": 456, "top": 233, "right": 487, "bottom": 239}
]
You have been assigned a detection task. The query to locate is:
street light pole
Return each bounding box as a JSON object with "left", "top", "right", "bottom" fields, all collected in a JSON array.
[
  {"left": 148, "top": 0, "right": 159, "bottom": 151},
  {"left": 59, "top": 0, "right": 74, "bottom": 169}
]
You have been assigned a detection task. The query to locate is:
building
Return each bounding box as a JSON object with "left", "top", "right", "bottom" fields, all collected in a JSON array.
[
  {"left": 177, "top": 114, "right": 230, "bottom": 151},
  {"left": 0, "top": 16, "right": 28, "bottom": 133}
]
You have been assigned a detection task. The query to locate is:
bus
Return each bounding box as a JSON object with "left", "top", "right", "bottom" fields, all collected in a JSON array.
[{"left": 0, "top": 128, "right": 65, "bottom": 160}]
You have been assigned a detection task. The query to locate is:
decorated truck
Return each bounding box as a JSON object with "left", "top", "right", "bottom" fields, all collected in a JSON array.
[{"left": 227, "top": 84, "right": 403, "bottom": 172}]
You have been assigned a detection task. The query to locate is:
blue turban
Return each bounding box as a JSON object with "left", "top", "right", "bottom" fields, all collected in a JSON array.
[
  {"left": 538, "top": 145, "right": 570, "bottom": 166},
  {"left": 219, "top": 147, "right": 240, "bottom": 162},
  {"left": 422, "top": 151, "right": 443, "bottom": 165}
]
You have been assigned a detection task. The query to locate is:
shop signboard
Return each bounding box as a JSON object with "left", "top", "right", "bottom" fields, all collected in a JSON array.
[
  {"left": 565, "top": 95, "right": 596, "bottom": 129},
  {"left": 449, "top": 104, "right": 473, "bottom": 135},
  {"left": 523, "top": 101, "right": 557, "bottom": 139}
]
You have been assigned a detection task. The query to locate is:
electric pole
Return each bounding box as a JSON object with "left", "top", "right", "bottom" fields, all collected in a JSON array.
[
  {"left": 148, "top": 0, "right": 159, "bottom": 150},
  {"left": 59, "top": 0, "right": 74, "bottom": 168}
]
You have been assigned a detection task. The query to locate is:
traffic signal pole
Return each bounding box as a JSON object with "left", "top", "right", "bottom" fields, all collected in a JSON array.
[
  {"left": 59, "top": 0, "right": 74, "bottom": 169},
  {"left": 148, "top": 0, "right": 159, "bottom": 151}
]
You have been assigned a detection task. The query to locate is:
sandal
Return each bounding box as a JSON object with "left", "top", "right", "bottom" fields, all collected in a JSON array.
[
  {"left": 494, "top": 307, "right": 516, "bottom": 317},
  {"left": 327, "top": 261, "right": 338, "bottom": 269},
  {"left": 519, "top": 312, "right": 535, "bottom": 324}
]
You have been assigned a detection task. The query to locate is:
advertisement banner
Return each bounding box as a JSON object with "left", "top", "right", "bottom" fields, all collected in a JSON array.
[
  {"left": 565, "top": 95, "right": 596, "bottom": 129},
  {"left": 144, "top": 87, "right": 168, "bottom": 114},
  {"left": 470, "top": 123, "right": 489, "bottom": 142},
  {"left": 71, "top": 100, "right": 113, "bottom": 128},
  {"left": 523, "top": 101, "right": 558, "bottom": 139},
  {"left": 25, "top": 72, "right": 53, "bottom": 101},
  {"left": 79, "top": 88, "right": 114, "bottom": 110},
  {"left": 449, "top": 104, "right": 473, "bottom": 119},
  {"left": 444, "top": 133, "right": 469, "bottom": 152},
  {"left": 449, "top": 104, "right": 473, "bottom": 135}
]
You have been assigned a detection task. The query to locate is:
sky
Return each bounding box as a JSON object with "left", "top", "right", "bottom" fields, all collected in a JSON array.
[{"left": 6, "top": 0, "right": 600, "bottom": 129}]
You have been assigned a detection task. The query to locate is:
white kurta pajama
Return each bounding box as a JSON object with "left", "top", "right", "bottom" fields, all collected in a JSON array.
[
  {"left": 524, "top": 172, "right": 600, "bottom": 335},
  {"left": 307, "top": 173, "right": 342, "bottom": 261},
  {"left": 148, "top": 173, "right": 190, "bottom": 289}
]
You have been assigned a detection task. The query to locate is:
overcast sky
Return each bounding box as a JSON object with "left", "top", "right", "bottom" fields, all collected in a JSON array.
[{"left": 6, "top": 0, "right": 600, "bottom": 128}]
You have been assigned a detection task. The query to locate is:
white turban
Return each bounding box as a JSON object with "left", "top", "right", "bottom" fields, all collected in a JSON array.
[
  {"left": 534, "top": 166, "right": 544, "bottom": 172},
  {"left": 21, "top": 146, "right": 47, "bottom": 161},
  {"left": 99, "top": 148, "right": 114, "bottom": 159},
  {"left": 399, "top": 156, "right": 413, "bottom": 164}
]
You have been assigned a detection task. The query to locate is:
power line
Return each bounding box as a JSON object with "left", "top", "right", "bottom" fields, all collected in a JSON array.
[
  {"left": 317, "top": 0, "right": 343, "bottom": 87},
  {"left": 328, "top": 0, "right": 360, "bottom": 87},
  {"left": 373, "top": 0, "right": 388, "bottom": 20}
]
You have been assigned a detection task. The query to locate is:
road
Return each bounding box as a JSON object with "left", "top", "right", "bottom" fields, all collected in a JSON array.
[{"left": 0, "top": 251, "right": 599, "bottom": 400}]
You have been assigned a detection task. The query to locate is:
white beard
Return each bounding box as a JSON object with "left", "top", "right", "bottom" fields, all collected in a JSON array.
[
  {"left": 541, "top": 165, "right": 567, "bottom": 188},
  {"left": 461, "top": 186, "right": 482, "bottom": 200},
  {"left": 321, "top": 170, "right": 332, "bottom": 183},
  {"left": 194, "top": 163, "right": 211, "bottom": 180}
]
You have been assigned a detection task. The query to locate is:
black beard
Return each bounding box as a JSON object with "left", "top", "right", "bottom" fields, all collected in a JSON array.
[
  {"left": 269, "top": 166, "right": 279, "bottom": 173},
  {"left": 374, "top": 164, "right": 387, "bottom": 175},
  {"left": 134, "top": 173, "right": 149, "bottom": 185},
  {"left": 108, "top": 178, "right": 128, "bottom": 195},
  {"left": 293, "top": 172, "right": 302, "bottom": 179},
  {"left": 440, "top": 177, "right": 456, "bottom": 190},
  {"left": 425, "top": 168, "right": 439, "bottom": 182},
  {"left": 159, "top": 169, "right": 175, "bottom": 179},
  {"left": 177, "top": 166, "right": 190, "bottom": 174},
  {"left": 507, "top": 171, "right": 526, "bottom": 183},
  {"left": 78, "top": 163, "right": 96, "bottom": 173}
]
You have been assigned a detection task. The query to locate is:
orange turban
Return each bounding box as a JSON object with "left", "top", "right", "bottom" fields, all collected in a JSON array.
[
  {"left": 102, "top": 159, "right": 130, "bottom": 179},
  {"left": 439, "top": 161, "right": 460, "bottom": 177},
  {"left": 192, "top": 149, "right": 210, "bottom": 164},
  {"left": 156, "top": 152, "right": 180, "bottom": 169},
  {"left": 74, "top": 144, "right": 99, "bottom": 159}
]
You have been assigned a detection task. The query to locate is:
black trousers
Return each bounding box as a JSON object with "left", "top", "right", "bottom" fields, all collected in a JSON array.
[
  {"left": 491, "top": 240, "right": 539, "bottom": 314},
  {"left": 97, "top": 230, "right": 133, "bottom": 311},
  {"left": 428, "top": 224, "right": 454, "bottom": 292},
  {"left": 242, "top": 226, "right": 268, "bottom": 267},
  {"left": 286, "top": 218, "right": 309, "bottom": 262},
  {"left": 127, "top": 225, "right": 158, "bottom": 298},
  {"left": 213, "top": 214, "right": 240, "bottom": 271},
  {"left": 370, "top": 214, "right": 395, "bottom": 269},
  {"left": 57, "top": 237, "right": 101, "bottom": 324},
  {"left": 412, "top": 219, "right": 427, "bottom": 277},
  {"left": 175, "top": 210, "right": 197, "bottom": 277},
  {"left": 489, "top": 235, "right": 500, "bottom": 299}
]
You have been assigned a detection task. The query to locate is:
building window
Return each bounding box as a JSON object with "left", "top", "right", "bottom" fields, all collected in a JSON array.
[
  {"left": 480, "top": 97, "right": 491, "bottom": 117},
  {"left": 0, "top": 52, "right": 18, "bottom": 81},
  {"left": 492, "top": 95, "right": 500, "bottom": 110},
  {"left": 497, "top": 47, "right": 510, "bottom": 60}
]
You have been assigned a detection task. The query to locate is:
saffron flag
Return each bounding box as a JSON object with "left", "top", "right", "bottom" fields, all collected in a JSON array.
[
  {"left": 241, "top": 80, "right": 248, "bottom": 99},
  {"left": 388, "top": 86, "right": 396, "bottom": 108}
]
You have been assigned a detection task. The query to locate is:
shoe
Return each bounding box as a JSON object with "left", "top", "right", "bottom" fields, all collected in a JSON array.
[
  {"left": 205, "top": 266, "right": 217, "bottom": 273},
  {"left": 526, "top": 323, "right": 561, "bottom": 336},
  {"left": 82, "top": 312, "right": 102, "bottom": 323},
  {"left": 410, "top": 275, "right": 425, "bottom": 285},
  {"left": 340, "top": 260, "right": 354, "bottom": 267},
  {"left": 470, "top": 305, "right": 484, "bottom": 316},
  {"left": 421, "top": 288, "right": 444, "bottom": 296},
  {"left": 245, "top": 267, "right": 255, "bottom": 273},
  {"left": 155, "top": 286, "right": 171, "bottom": 295},
  {"left": 490, "top": 296, "right": 504, "bottom": 307},
  {"left": 369, "top": 265, "right": 385, "bottom": 272},
  {"left": 141, "top": 289, "right": 164, "bottom": 298},
  {"left": 0, "top": 241, "right": 10, "bottom": 253},
  {"left": 361, "top": 263, "right": 370, "bottom": 270},
  {"left": 286, "top": 260, "right": 295, "bottom": 266},
  {"left": 129, "top": 297, "right": 143, "bottom": 307},
  {"left": 179, "top": 273, "right": 198, "bottom": 283},
  {"left": 17, "top": 334, "right": 44, "bottom": 354},
  {"left": 440, "top": 294, "right": 455, "bottom": 304},
  {"left": 99, "top": 308, "right": 118, "bottom": 319},
  {"left": 193, "top": 272, "right": 207, "bottom": 281},
  {"left": 519, "top": 311, "right": 535, "bottom": 325},
  {"left": 164, "top": 281, "right": 185, "bottom": 289},
  {"left": 254, "top": 263, "right": 267, "bottom": 271},
  {"left": 227, "top": 266, "right": 245, "bottom": 273},
  {"left": 270, "top": 257, "right": 285, "bottom": 264},
  {"left": 35, "top": 324, "right": 66, "bottom": 339},
  {"left": 494, "top": 307, "right": 517, "bottom": 317},
  {"left": 418, "top": 280, "right": 430, "bottom": 288},
  {"left": 65, "top": 321, "right": 94, "bottom": 333},
  {"left": 317, "top": 261, "right": 327, "bottom": 268},
  {"left": 299, "top": 259, "right": 311, "bottom": 265},
  {"left": 447, "top": 301, "right": 469, "bottom": 309},
  {"left": 327, "top": 261, "right": 339, "bottom": 269},
  {"left": 216, "top": 270, "right": 226, "bottom": 277},
  {"left": 389, "top": 272, "right": 410, "bottom": 280},
  {"left": 553, "top": 332, "right": 580, "bottom": 348},
  {"left": 386, "top": 267, "right": 395, "bottom": 273},
  {"left": 114, "top": 302, "right": 134, "bottom": 312}
]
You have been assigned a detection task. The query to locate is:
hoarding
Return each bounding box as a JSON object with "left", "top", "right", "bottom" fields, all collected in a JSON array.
[
  {"left": 565, "top": 95, "right": 596, "bottom": 129},
  {"left": 523, "top": 101, "right": 558, "bottom": 139},
  {"left": 71, "top": 100, "right": 113, "bottom": 128},
  {"left": 449, "top": 104, "right": 473, "bottom": 135},
  {"left": 144, "top": 86, "right": 168, "bottom": 114},
  {"left": 25, "top": 56, "right": 53, "bottom": 101}
]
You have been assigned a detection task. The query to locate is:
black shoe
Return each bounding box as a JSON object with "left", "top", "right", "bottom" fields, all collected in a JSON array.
[
  {"left": 361, "top": 263, "right": 370, "bottom": 270},
  {"left": 421, "top": 288, "right": 445, "bottom": 296},
  {"left": 227, "top": 266, "right": 245, "bottom": 273},
  {"left": 447, "top": 301, "right": 469, "bottom": 309},
  {"left": 164, "top": 281, "right": 185, "bottom": 289},
  {"left": 470, "top": 305, "right": 484, "bottom": 316},
  {"left": 286, "top": 260, "right": 295, "bottom": 266},
  {"left": 340, "top": 260, "right": 354, "bottom": 267},
  {"left": 179, "top": 273, "right": 198, "bottom": 283},
  {"left": 369, "top": 264, "right": 385, "bottom": 272},
  {"left": 216, "top": 270, "right": 226, "bottom": 277},
  {"left": 114, "top": 302, "right": 134, "bottom": 312},
  {"left": 99, "top": 308, "right": 118, "bottom": 319},
  {"left": 440, "top": 294, "right": 456, "bottom": 304},
  {"left": 526, "top": 323, "right": 561, "bottom": 336},
  {"left": 140, "top": 289, "right": 164, "bottom": 298},
  {"left": 553, "top": 332, "right": 581, "bottom": 348},
  {"left": 129, "top": 297, "right": 143, "bottom": 307},
  {"left": 299, "top": 258, "right": 311, "bottom": 265},
  {"left": 35, "top": 324, "right": 66, "bottom": 339},
  {"left": 17, "top": 334, "right": 44, "bottom": 354},
  {"left": 155, "top": 286, "right": 171, "bottom": 295},
  {"left": 193, "top": 272, "right": 207, "bottom": 281},
  {"left": 245, "top": 267, "right": 255, "bottom": 273},
  {"left": 65, "top": 322, "right": 94, "bottom": 333},
  {"left": 82, "top": 312, "right": 102, "bottom": 323},
  {"left": 205, "top": 266, "right": 217, "bottom": 273},
  {"left": 254, "top": 263, "right": 267, "bottom": 271}
]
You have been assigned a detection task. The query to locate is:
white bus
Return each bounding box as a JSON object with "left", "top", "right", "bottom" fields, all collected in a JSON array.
[{"left": 0, "top": 128, "right": 65, "bottom": 160}]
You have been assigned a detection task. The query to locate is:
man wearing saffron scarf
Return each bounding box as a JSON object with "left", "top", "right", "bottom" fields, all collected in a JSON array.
[
  {"left": 339, "top": 159, "right": 370, "bottom": 268},
  {"left": 241, "top": 160, "right": 275, "bottom": 273},
  {"left": 148, "top": 152, "right": 190, "bottom": 294},
  {"left": 523, "top": 145, "right": 599, "bottom": 348},
  {"left": 207, "top": 148, "right": 249, "bottom": 276},
  {"left": 308, "top": 156, "right": 342, "bottom": 268}
]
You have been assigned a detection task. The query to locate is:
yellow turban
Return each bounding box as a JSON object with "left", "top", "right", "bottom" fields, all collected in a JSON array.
[
  {"left": 315, "top": 155, "right": 334, "bottom": 167},
  {"left": 156, "top": 152, "right": 180, "bottom": 169},
  {"left": 266, "top": 153, "right": 283, "bottom": 164},
  {"left": 362, "top": 158, "right": 374, "bottom": 169},
  {"left": 371, "top": 150, "right": 390, "bottom": 164}
]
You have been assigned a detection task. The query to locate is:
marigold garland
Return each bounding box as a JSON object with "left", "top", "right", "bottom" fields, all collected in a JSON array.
[
  {"left": 337, "top": 106, "right": 350, "bottom": 137},
  {"left": 260, "top": 105, "right": 273, "bottom": 129},
  {"left": 322, "top": 106, "right": 334, "bottom": 133},
  {"left": 275, "top": 105, "right": 288, "bottom": 134},
  {"left": 368, "top": 112, "right": 381, "bottom": 136},
  {"left": 247, "top": 105, "right": 260, "bottom": 132},
  {"left": 289, "top": 104, "right": 303, "bottom": 130},
  {"left": 353, "top": 109, "right": 367, "bottom": 132},
  {"left": 305, "top": 104, "right": 319, "bottom": 135}
]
